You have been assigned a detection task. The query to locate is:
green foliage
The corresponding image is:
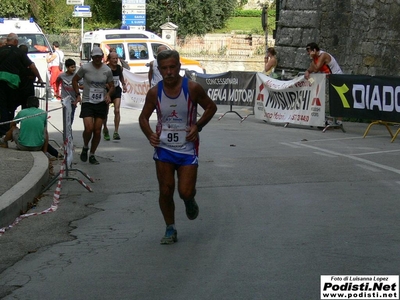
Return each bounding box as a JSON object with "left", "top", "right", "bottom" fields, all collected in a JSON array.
[
  {"left": 146, "top": 0, "right": 237, "bottom": 37},
  {"left": 233, "top": 9, "right": 262, "bottom": 17},
  {"left": 0, "top": 0, "right": 261, "bottom": 37},
  {"left": 214, "top": 10, "right": 276, "bottom": 36},
  {"left": 91, "top": 0, "right": 121, "bottom": 24},
  {"left": 0, "top": 0, "right": 30, "bottom": 18}
]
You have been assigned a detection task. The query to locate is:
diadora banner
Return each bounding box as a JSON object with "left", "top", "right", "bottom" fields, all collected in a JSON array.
[
  {"left": 255, "top": 73, "right": 326, "bottom": 127},
  {"left": 185, "top": 71, "right": 256, "bottom": 106},
  {"left": 329, "top": 74, "right": 400, "bottom": 122}
]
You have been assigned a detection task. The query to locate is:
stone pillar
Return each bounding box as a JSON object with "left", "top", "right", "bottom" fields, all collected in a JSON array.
[{"left": 160, "top": 22, "right": 178, "bottom": 48}]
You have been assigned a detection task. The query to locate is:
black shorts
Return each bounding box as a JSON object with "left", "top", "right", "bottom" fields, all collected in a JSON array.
[
  {"left": 79, "top": 101, "right": 108, "bottom": 119},
  {"left": 110, "top": 86, "right": 122, "bottom": 101}
]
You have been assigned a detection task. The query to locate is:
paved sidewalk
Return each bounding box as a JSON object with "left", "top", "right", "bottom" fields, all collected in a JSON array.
[{"left": 0, "top": 147, "right": 49, "bottom": 228}]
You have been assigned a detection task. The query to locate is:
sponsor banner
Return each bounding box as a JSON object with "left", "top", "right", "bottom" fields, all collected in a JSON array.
[
  {"left": 321, "top": 275, "right": 399, "bottom": 299},
  {"left": 255, "top": 73, "right": 326, "bottom": 126},
  {"left": 121, "top": 70, "right": 149, "bottom": 110},
  {"left": 185, "top": 70, "right": 256, "bottom": 107},
  {"left": 329, "top": 74, "right": 400, "bottom": 122}
]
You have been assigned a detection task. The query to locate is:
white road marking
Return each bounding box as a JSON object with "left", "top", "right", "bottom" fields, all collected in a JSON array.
[
  {"left": 293, "top": 142, "right": 400, "bottom": 175},
  {"left": 280, "top": 142, "right": 303, "bottom": 148},
  {"left": 313, "top": 152, "right": 337, "bottom": 158},
  {"left": 355, "top": 164, "right": 381, "bottom": 172}
]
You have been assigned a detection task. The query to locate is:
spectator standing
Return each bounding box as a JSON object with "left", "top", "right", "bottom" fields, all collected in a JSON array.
[
  {"left": 139, "top": 50, "right": 217, "bottom": 244},
  {"left": 17, "top": 44, "right": 35, "bottom": 109},
  {"left": 56, "top": 58, "right": 83, "bottom": 125},
  {"left": 46, "top": 41, "right": 64, "bottom": 101},
  {"left": 72, "top": 47, "right": 114, "bottom": 165},
  {"left": 148, "top": 45, "right": 168, "bottom": 88},
  {"left": 263, "top": 47, "right": 278, "bottom": 78},
  {"left": 102, "top": 51, "right": 127, "bottom": 141},
  {"left": 0, "top": 33, "right": 43, "bottom": 136},
  {"left": 304, "top": 42, "right": 343, "bottom": 124},
  {"left": 304, "top": 42, "right": 342, "bottom": 79}
]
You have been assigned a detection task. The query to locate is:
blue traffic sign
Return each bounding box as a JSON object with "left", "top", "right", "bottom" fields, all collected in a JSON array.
[
  {"left": 74, "top": 5, "right": 91, "bottom": 12},
  {"left": 123, "top": 19, "right": 146, "bottom": 25}
]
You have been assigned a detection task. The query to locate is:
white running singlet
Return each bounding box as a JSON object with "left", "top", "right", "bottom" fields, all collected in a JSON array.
[{"left": 155, "top": 77, "right": 198, "bottom": 155}]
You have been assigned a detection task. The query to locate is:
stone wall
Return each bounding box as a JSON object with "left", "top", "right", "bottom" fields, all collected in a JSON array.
[
  {"left": 176, "top": 33, "right": 271, "bottom": 73},
  {"left": 189, "top": 57, "right": 265, "bottom": 74},
  {"left": 274, "top": 0, "right": 400, "bottom": 76}
]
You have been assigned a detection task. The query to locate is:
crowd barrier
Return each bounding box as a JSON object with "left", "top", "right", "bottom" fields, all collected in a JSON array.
[
  {"left": 0, "top": 83, "right": 94, "bottom": 236},
  {"left": 42, "top": 96, "right": 94, "bottom": 193},
  {"left": 120, "top": 69, "right": 327, "bottom": 127},
  {"left": 329, "top": 74, "right": 400, "bottom": 142},
  {"left": 118, "top": 69, "right": 400, "bottom": 140}
]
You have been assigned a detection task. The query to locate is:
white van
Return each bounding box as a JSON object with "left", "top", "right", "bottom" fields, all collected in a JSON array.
[
  {"left": 81, "top": 29, "right": 205, "bottom": 74},
  {"left": 0, "top": 18, "right": 53, "bottom": 95}
]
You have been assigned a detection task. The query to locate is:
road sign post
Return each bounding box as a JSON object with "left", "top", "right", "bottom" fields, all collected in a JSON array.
[{"left": 69, "top": 2, "right": 92, "bottom": 47}]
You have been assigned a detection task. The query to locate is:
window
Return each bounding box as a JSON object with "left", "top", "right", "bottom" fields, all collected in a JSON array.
[
  {"left": 127, "top": 43, "right": 149, "bottom": 60},
  {"left": 105, "top": 43, "right": 125, "bottom": 60},
  {"left": 105, "top": 33, "right": 149, "bottom": 39},
  {"left": 150, "top": 43, "right": 171, "bottom": 59},
  {"left": 12, "top": 34, "right": 51, "bottom": 53},
  {"left": 81, "top": 43, "right": 92, "bottom": 61}
]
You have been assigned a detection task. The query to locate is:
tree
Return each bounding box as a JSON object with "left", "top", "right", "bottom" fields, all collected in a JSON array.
[
  {"left": 0, "top": 0, "right": 80, "bottom": 33},
  {"left": 1, "top": 0, "right": 238, "bottom": 36},
  {"left": 0, "top": 0, "right": 30, "bottom": 18},
  {"left": 146, "top": 0, "right": 237, "bottom": 37}
]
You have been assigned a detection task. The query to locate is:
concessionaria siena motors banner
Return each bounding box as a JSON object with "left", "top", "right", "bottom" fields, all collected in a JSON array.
[
  {"left": 329, "top": 74, "right": 400, "bottom": 122},
  {"left": 185, "top": 70, "right": 256, "bottom": 107}
]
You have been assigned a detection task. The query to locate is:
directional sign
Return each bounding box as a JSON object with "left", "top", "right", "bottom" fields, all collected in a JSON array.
[
  {"left": 67, "top": 0, "right": 81, "bottom": 4},
  {"left": 123, "top": 19, "right": 146, "bottom": 26},
  {"left": 74, "top": 5, "right": 90, "bottom": 12},
  {"left": 123, "top": 9, "right": 145, "bottom": 14},
  {"left": 122, "top": 4, "right": 145, "bottom": 9},
  {"left": 122, "top": 0, "right": 145, "bottom": 4},
  {"left": 72, "top": 11, "right": 92, "bottom": 17},
  {"left": 122, "top": 0, "right": 146, "bottom": 26}
]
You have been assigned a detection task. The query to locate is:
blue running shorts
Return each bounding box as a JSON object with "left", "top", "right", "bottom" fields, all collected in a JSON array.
[{"left": 153, "top": 147, "right": 198, "bottom": 166}]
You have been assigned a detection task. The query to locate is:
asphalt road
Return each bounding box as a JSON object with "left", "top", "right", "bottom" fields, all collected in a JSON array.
[{"left": 0, "top": 102, "right": 399, "bottom": 299}]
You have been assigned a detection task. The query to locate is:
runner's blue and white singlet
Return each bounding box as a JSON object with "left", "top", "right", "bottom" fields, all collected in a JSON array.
[{"left": 155, "top": 77, "right": 198, "bottom": 155}]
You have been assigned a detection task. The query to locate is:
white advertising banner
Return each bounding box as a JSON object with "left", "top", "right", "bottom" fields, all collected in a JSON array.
[
  {"left": 121, "top": 70, "right": 149, "bottom": 110},
  {"left": 255, "top": 73, "right": 326, "bottom": 127}
]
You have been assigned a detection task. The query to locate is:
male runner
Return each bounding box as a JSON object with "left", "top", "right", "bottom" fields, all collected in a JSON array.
[{"left": 139, "top": 50, "right": 217, "bottom": 244}]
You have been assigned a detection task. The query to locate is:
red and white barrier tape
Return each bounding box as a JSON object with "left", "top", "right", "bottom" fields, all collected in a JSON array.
[{"left": 0, "top": 140, "right": 68, "bottom": 236}]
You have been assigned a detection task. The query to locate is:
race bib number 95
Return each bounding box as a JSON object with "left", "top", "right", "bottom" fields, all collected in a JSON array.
[{"left": 160, "top": 124, "right": 187, "bottom": 149}]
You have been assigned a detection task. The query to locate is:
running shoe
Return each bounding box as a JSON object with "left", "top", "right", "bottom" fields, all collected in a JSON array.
[
  {"left": 103, "top": 128, "right": 110, "bottom": 141},
  {"left": 80, "top": 147, "right": 89, "bottom": 162},
  {"left": 89, "top": 155, "right": 100, "bottom": 165},
  {"left": 113, "top": 132, "right": 121, "bottom": 140},
  {"left": 160, "top": 225, "right": 178, "bottom": 245},
  {"left": 185, "top": 199, "right": 199, "bottom": 220}
]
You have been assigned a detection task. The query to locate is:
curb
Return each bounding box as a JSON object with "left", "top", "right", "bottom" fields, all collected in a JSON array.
[{"left": 0, "top": 152, "right": 49, "bottom": 228}]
